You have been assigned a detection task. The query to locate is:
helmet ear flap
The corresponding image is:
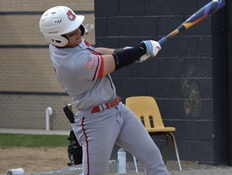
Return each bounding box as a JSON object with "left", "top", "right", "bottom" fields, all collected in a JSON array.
[
  {"left": 79, "top": 24, "right": 85, "bottom": 36},
  {"left": 44, "top": 35, "right": 68, "bottom": 47}
]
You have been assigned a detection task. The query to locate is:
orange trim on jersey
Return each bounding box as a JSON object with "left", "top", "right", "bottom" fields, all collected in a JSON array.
[
  {"left": 92, "top": 55, "right": 104, "bottom": 80},
  {"left": 91, "top": 50, "right": 100, "bottom": 55},
  {"left": 97, "top": 55, "right": 104, "bottom": 78},
  {"left": 84, "top": 40, "right": 90, "bottom": 46},
  {"left": 90, "top": 49, "right": 104, "bottom": 80},
  {"left": 92, "top": 58, "right": 98, "bottom": 81}
]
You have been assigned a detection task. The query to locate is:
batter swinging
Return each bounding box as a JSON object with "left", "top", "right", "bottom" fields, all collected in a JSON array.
[{"left": 39, "top": 6, "right": 169, "bottom": 175}]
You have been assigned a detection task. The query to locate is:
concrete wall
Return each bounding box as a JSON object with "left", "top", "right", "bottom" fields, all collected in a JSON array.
[{"left": 94, "top": 0, "right": 227, "bottom": 164}]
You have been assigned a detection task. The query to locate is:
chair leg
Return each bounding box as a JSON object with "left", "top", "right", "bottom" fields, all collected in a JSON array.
[
  {"left": 164, "top": 134, "right": 170, "bottom": 165},
  {"left": 133, "top": 155, "right": 139, "bottom": 173},
  {"left": 169, "top": 133, "right": 182, "bottom": 171}
]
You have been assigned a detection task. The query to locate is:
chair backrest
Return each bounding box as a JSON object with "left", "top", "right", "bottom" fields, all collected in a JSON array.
[{"left": 126, "top": 96, "right": 165, "bottom": 129}]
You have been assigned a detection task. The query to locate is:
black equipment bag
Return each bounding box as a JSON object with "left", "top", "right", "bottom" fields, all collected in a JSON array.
[
  {"left": 63, "top": 104, "right": 83, "bottom": 166},
  {"left": 67, "top": 130, "right": 83, "bottom": 166}
]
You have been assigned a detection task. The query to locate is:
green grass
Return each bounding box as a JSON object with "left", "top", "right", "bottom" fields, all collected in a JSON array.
[{"left": 0, "top": 134, "right": 69, "bottom": 147}]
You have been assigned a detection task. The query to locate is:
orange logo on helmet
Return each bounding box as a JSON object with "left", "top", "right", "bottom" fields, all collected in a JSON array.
[{"left": 67, "top": 10, "right": 76, "bottom": 21}]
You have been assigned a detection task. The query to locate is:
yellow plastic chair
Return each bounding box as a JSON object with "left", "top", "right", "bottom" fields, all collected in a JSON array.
[{"left": 126, "top": 96, "right": 182, "bottom": 171}]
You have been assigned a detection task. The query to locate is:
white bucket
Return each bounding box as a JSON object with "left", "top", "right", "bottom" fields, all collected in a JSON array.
[{"left": 6, "top": 168, "right": 25, "bottom": 175}]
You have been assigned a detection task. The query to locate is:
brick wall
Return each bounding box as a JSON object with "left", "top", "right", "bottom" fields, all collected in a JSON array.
[{"left": 0, "top": 0, "right": 95, "bottom": 130}]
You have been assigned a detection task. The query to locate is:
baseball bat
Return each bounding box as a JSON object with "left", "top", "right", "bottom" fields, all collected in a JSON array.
[{"left": 158, "top": 0, "right": 226, "bottom": 45}]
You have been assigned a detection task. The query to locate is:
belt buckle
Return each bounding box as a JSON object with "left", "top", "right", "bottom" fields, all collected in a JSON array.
[
  {"left": 107, "top": 97, "right": 120, "bottom": 109},
  {"left": 108, "top": 101, "right": 113, "bottom": 108}
]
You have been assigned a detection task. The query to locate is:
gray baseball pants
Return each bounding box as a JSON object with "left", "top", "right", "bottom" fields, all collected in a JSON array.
[{"left": 72, "top": 102, "right": 169, "bottom": 175}]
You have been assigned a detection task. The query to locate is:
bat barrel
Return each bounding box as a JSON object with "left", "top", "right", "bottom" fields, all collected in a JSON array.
[{"left": 158, "top": 0, "right": 225, "bottom": 45}]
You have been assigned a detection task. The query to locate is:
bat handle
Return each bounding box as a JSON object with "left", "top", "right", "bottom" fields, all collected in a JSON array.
[
  {"left": 158, "top": 37, "right": 167, "bottom": 45},
  {"left": 158, "top": 28, "right": 180, "bottom": 45}
]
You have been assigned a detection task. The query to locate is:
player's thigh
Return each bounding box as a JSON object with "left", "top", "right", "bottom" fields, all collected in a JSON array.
[
  {"left": 72, "top": 109, "right": 121, "bottom": 174},
  {"left": 116, "top": 104, "right": 161, "bottom": 160},
  {"left": 73, "top": 108, "right": 120, "bottom": 147}
]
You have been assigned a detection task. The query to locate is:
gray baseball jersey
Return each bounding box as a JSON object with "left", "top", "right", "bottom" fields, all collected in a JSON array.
[
  {"left": 49, "top": 39, "right": 169, "bottom": 175},
  {"left": 49, "top": 39, "right": 116, "bottom": 110}
]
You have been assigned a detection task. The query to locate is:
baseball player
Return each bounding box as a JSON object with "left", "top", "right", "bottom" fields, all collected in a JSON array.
[{"left": 39, "top": 6, "right": 169, "bottom": 175}]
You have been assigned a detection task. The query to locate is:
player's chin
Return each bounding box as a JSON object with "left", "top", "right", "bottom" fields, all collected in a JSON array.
[
  {"left": 76, "top": 36, "right": 82, "bottom": 43},
  {"left": 73, "top": 40, "right": 81, "bottom": 47}
]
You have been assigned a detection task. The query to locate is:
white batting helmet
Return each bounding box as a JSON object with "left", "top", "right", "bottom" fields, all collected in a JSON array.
[{"left": 39, "top": 6, "right": 85, "bottom": 47}]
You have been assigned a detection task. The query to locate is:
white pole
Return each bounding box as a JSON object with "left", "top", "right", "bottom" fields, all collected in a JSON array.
[{"left": 45, "top": 107, "right": 53, "bottom": 131}]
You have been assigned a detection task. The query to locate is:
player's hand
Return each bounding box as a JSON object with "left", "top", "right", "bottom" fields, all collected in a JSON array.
[
  {"left": 142, "top": 40, "right": 161, "bottom": 57},
  {"left": 135, "top": 54, "right": 150, "bottom": 63}
]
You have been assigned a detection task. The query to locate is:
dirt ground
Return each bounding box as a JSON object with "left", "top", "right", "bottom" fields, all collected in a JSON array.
[
  {"left": 0, "top": 147, "right": 230, "bottom": 175},
  {"left": 0, "top": 147, "right": 69, "bottom": 175}
]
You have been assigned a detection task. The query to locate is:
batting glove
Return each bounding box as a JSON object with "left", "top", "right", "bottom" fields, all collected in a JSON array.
[
  {"left": 135, "top": 54, "right": 150, "bottom": 63},
  {"left": 142, "top": 40, "right": 161, "bottom": 57}
]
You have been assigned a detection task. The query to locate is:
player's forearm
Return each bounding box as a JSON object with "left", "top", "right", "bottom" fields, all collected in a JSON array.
[{"left": 95, "top": 47, "right": 114, "bottom": 54}]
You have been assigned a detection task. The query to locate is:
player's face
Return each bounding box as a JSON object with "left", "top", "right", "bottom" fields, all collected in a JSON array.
[{"left": 64, "top": 27, "right": 82, "bottom": 47}]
